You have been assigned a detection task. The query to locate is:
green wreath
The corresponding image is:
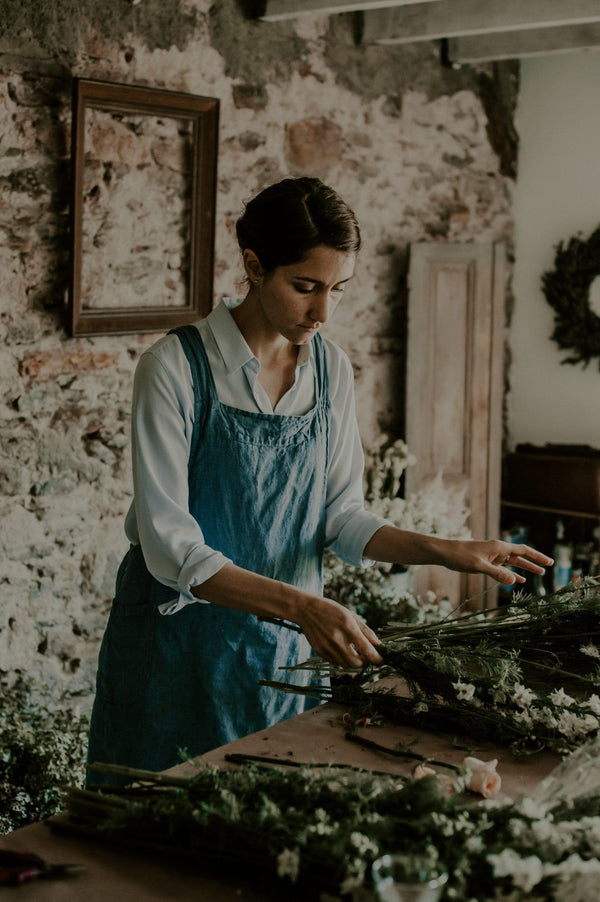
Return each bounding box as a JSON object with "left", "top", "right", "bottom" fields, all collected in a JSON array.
[{"left": 541, "top": 224, "right": 600, "bottom": 369}]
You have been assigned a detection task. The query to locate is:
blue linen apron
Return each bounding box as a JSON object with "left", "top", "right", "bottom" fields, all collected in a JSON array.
[{"left": 87, "top": 325, "right": 329, "bottom": 781}]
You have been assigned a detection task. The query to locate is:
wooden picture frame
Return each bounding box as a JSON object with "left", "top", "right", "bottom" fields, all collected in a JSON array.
[{"left": 68, "top": 78, "right": 219, "bottom": 336}]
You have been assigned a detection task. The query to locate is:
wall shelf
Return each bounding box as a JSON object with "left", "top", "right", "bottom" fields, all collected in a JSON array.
[{"left": 501, "top": 499, "right": 600, "bottom": 521}]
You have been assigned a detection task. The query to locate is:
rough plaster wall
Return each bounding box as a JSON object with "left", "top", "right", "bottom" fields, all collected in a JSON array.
[{"left": 0, "top": 0, "right": 518, "bottom": 707}]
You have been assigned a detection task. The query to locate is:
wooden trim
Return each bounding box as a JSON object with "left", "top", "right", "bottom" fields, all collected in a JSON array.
[
  {"left": 487, "top": 245, "right": 505, "bottom": 542},
  {"left": 361, "top": 0, "right": 600, "bottom": 44},
  {"left": 446, "top": 23, "right": 600, "bottom": 63},
  {"left": 259, "top": 0, "right": 436, "bottom": 21}
]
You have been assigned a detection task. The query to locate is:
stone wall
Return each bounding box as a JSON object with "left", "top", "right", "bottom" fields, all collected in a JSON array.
[{"left": 0, "top": 0, "right": 518, "bottom": 707}]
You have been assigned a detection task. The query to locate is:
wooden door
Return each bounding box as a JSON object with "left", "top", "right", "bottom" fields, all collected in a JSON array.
[{"left": 405, "top": 242, "right": 505, "bottom": 609}]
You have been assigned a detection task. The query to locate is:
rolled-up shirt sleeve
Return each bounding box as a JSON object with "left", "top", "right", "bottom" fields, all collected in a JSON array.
[
  {"left": 125, "top": 340, "right": 231, "bottom": 610},
  {"left": 324, "top": 343, "right": 391, "bottom": 566}
]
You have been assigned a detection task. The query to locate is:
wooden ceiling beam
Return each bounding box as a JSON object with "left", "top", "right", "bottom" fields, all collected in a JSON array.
[
  {"left": 258, "top": 0, "right": 438, "bottom": 23},
  {"left": 361, "top": 0, "right": 600, "bottom": 44},
  {"left": 446, "top": 23, "right": 600, "bottom": 64}
]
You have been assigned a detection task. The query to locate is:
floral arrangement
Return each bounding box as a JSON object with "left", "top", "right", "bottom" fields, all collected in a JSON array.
[
  {"left": 267, "top": 577, "right": 600, "bottom": 758},
  {"left": 58, "top": 737, "right": 600, "bottom": 902},
  {"left": 0, "top": 677, "right": 89, "bottom": 834},
  {"left": 323, "top": 437, "right": 470, "bottom": 629}
]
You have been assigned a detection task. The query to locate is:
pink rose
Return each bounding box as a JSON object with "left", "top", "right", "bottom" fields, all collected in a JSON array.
[{"left": 463, "top": 756, "right": 502, "bottom": 798}]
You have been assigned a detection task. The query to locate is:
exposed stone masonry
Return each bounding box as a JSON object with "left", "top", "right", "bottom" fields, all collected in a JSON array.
[{"left": 0, "top": 0, "right": 518, "bottom": 707}]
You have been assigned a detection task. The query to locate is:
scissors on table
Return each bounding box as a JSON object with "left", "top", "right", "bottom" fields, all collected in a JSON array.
[{"left": 0, "top": 848, "right": 84, "bottom": 886}]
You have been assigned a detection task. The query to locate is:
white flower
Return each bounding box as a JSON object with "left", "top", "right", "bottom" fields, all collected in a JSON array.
[
  {"left": 512, "top": 683, "right": 537, "bottom": 708},
  {"left": 556, "top": 710, "right": 598, "bottom": 739},
  {"left": 488, "top": 849, "right": 544, "bottom": 893},
  {"left": 350, "top": 831, "right": 379, "bottom": 857},
  {"left": 431, "top": 812, "right": 456, "bottom": 837},
  {"left": 580, "top": 643, "right": 600, "bottom": 658},
  {"left": 276, "top": 848, "right": 300, "bottom": 883},
  {"left": 584, "top": 694, "right": 600, "bottom": 716},
  {"left": 310, "top": 821, "right": 333, "bottom": 835},
  {"left": 530, "top": 817, "right": 558, "bottom": 845},
  {"left": 515, "top": 797, "right": 548, "bottom": 820},
  {"left": 464, "top": 834, "right": 484, "bottom": 853},
  {"left": 453, "top": 681, "right": 476, "bottom": 701},
  {"left": 533, "top": 705, "right": 559, "bottom": 729},
  {"left": 550, "top": 688, "right": 576, "bottom": 708},
  {"left": 546, "top": 852, "right": 600, "bottom": 899},
  {"left": 512, "top": 709, "right": 534, "bottom": 727},
  {"left": 579, "top": 816, "right": 600, "bottom": 856}
]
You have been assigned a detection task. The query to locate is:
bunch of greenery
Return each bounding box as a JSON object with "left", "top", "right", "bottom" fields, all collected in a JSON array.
[
  {"left": 0, "top": 677, "right": 89, "bottom": 834},
  {"left": 61, "top": 745, "right": 600, "bottom": 901},
  {"left": 267, "top": 578, "right": 600, "bottom": 758}
]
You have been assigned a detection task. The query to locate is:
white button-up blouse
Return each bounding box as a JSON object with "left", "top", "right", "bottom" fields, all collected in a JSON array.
[{"left": 124, "top": 299, "right": 389, "bottom": 613}]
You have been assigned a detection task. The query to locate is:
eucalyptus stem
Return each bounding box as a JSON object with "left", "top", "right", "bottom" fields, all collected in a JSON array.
[{"left": 344, "top": 732, "right": 461, "bottom": 772}]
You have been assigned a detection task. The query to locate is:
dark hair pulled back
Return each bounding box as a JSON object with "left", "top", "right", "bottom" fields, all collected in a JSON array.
[{"left": 235, "top": 177, "right": 361, "bottom": 274}]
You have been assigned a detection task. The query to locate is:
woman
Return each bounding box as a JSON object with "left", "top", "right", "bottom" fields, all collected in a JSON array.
[{"left": 88, "top": 177, "right": 551, "bottom": 779}]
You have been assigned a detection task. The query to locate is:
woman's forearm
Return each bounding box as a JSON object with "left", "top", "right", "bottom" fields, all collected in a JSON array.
[
  {"left": 363, "top": 525, "right": 553, "bottom": 585},
  {"left": 191, "top": 562, "right": 303, "bottom": 622},
  {"left": 191, "top": 562, "right": 383, "bottom": 668},
  {"left": 363, "top": 525, "right": 446, "bottom": 566}
]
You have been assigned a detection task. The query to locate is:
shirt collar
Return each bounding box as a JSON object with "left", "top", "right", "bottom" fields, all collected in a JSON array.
[{"left": 207, "top": 298, "right": 312, "bottom": 373}]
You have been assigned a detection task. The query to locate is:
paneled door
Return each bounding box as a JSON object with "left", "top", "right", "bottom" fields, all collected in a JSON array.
[{"left": 405, "top": 242, "right": 505, "bottom": 609}]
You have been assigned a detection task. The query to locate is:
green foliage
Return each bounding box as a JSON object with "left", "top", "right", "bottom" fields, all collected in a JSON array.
[
  {"left": 542, "top": 224, "right": 600, "bottom": 368},
  {"left": 64, "top": 752, "right": 600, "bottom": 901},
  {"left": 270, "top": 578, "right": 600, "bottom": 758},
  {"left": 0, "top": 678, "right": 89, "bottom": 834}
]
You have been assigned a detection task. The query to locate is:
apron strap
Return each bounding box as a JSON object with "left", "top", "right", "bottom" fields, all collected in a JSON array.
[
  {"left": 168, "top": 324, "right": 216, "bottom": 472},
  {"left": 311, "top": 332, "right": 328, "bottom": 404}
]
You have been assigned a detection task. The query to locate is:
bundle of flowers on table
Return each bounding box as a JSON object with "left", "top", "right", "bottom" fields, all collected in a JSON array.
[
  {"left": 59, "top": 737, "right": 600, "bottom": 902},
  {"left": 267, "top": 577, "right": 600, "bottom": 758}
]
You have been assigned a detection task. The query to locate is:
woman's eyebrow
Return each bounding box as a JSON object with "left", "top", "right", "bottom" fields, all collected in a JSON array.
[{"left": 292, "top": 275, "right": 354, "bottom": 285}]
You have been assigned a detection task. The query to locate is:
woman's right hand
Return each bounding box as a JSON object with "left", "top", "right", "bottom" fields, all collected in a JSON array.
[
  {"left": 193, "top": 563, "right": 383, "bottom": 669},
  {"left": 293, "top": 594, "right": 383, "bottom": 669}
]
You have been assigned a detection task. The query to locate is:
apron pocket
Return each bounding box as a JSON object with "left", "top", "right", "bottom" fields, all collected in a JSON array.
[{"left": 95, "top": 603, "right": 155, "bottom": 707}]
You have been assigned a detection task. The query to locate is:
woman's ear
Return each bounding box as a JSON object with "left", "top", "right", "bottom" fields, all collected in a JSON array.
[{"left": 242, "top": 249, "right": 265, "bottom": 285}]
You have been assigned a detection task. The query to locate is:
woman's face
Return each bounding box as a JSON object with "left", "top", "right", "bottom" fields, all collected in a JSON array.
[{"left": 251, "top": 244, "right": 356, "bottom": 345}]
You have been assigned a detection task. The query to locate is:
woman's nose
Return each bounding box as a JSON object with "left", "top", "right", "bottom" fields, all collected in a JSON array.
[{"left": 308, "top": 291, "right": 332, "bottom": 325}]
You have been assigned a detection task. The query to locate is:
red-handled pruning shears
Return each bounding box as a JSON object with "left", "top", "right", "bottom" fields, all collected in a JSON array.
[{"left": 0, "top": 849, "right": 84, "bottom": 886}]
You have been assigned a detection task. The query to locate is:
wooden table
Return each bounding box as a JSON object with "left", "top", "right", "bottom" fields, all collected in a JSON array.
[{"left": 0, "top": 699, "right": 561, "bottom": 900}]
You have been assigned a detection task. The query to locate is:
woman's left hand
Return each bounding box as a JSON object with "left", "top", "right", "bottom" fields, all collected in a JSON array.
[{"left": 438, "top": 539, "right": 553, "bottom": 586}]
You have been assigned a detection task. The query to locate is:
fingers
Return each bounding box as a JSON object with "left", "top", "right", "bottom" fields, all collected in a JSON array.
[
  {"left": 509, "top": 544, "right": 553, "bottom": 573},
  {"left": 296, "top": 597, "right": 383, "bottom": 668},
  {"left": 357, "top": 616, "right": 381, "bottom": 647},
  {"left": 318, "top": 624, "right": 383, "bottom": 669},
  {"left": 351, "top": 621, "right": 384, "bottom": 666},
  {"left": 486, "top": 542, "right": 554, "bottom": 586},
  {"left": 489, "top": 563, "right": 522, "bottom": 586}
]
